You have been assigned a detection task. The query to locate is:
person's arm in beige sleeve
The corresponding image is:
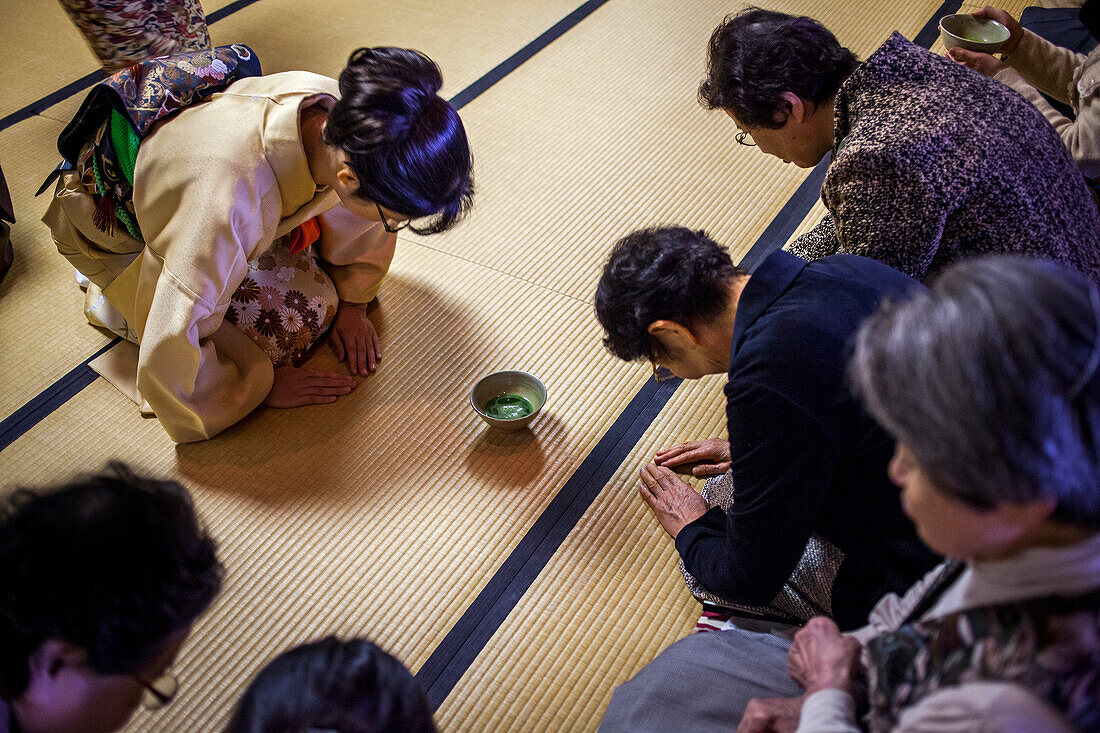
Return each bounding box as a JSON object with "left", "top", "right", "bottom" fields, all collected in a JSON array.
[
  {"left": 316, "top": 204, "right": 398, "bottom": 376},
  {"left": 994, "top": 63, "right": 1100, "bottom": 177},
  {"left": 1004, "top": 28, "right": 1086, "bottom": 104},
  {"left": 316, "top": 203, "right": 398, "bottom": 304},
  {"left": 128, "top": 151, "right": 284, "bottom": 442}
]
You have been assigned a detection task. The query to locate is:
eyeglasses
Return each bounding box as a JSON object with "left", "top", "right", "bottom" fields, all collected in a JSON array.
[
  {"left": 374, "top": 200, "right": 412, "bottom": 233},
  {"left": 134, "top": 671, "right": 178, "bottom": 711},
  {"left": 650, "top": 361, "right": 676, "bottom": 383},
  {"left": 735, "top": 130, "right": 757, "bottom": 147}
]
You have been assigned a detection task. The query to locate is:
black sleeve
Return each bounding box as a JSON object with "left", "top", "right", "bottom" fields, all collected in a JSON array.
[{"left": 675, "top": 382, "right": 840, "bottom": 606}]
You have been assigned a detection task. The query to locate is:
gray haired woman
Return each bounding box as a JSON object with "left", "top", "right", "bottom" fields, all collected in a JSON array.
[{"left": 739, "top": 256, "right": 1100, "bottom": 731}]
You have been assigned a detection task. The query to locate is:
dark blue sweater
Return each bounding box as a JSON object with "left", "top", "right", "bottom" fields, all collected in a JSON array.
[{"left": 675, "top": 250, "right": 941, "bottom": 629}]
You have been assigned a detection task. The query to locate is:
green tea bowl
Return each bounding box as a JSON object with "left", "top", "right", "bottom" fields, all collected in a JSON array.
[
  {"left": 939, "top": 14, "right": 1010, "bottom": 53},
  {"left": 470, "top": 370, "right": 548, "bottom": 432}
]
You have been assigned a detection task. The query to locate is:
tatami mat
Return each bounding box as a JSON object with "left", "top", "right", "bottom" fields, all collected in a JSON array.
[
  {"left": 0, "top": 240, "right": 647, "bottom": 731},
  {"left": 0, "top": 0, "right": 1034, "bottom": 731},
  {"left": 412, "top": 0, "right": 954, "bottom": 301},
  {"left": 437, "top": 375, "right": 728, "bottom": 731}
]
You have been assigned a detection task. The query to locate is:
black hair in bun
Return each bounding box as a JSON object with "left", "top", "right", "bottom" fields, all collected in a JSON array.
[{"left": 324, "top": 47, "right": 474, "bottom": 234}]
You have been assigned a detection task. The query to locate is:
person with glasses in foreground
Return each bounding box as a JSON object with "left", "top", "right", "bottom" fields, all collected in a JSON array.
[
  {"left": 605, "top": 256, "right": 1100, "bottom": 731},
  {"left": 701, "top": 8, "right": 1100, "bottom": 284},
  {"left": 44, "top": 46, "right": 474, "bottom": 442},
  {"left": 0, "top": 462, "right": 223, "bottom": 733},
  {"left": 594, "top": 227, "right": 939, "bottom": 634}
]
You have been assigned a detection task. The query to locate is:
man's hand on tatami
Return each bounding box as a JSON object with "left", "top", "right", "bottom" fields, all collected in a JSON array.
[{"left": 638, "top": 463, "right": 709, "bottom": 538}]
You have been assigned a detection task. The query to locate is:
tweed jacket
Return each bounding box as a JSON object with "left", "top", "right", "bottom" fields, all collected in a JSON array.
[{"left": 789, "top": 32, "right": 1100, "bottom": 282}]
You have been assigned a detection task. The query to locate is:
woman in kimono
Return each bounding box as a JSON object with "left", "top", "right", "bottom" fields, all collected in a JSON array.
[{"left": 44, "top": 46, "right": 475, "bottom": 442}]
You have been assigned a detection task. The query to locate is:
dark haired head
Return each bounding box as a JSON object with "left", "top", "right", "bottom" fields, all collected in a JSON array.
[
  {"left": 324, "top": 47, "right": 475, "bottom": 234},
  {"left": 851, "top": 256, "right": 1100, "bottom": 528},
  {"left": 699, "top": 8, "right": 858, "bottom": 128},
  {"left": 224, "top": 636, "right": 436, "bottom": 733},
  {"left": 595, "top": 227, "right": 745, "bottom": 362},
  {"left": 0, "top": 462, "right": 223, "bottom": 699}
]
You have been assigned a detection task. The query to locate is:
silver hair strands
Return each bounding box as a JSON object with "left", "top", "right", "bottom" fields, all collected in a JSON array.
[{"left": 1068, "top": 284, "right": 1100, "bottom": 401}]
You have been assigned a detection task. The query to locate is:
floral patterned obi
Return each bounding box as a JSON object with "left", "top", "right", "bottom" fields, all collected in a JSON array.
[{"left": 225, "top": 219, "right": 338, "bottom": 368}]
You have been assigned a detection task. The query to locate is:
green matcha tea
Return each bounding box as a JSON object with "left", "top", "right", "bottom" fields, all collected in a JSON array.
[{"left": 484, "top": 393, "right": 534, "bottom": 420}]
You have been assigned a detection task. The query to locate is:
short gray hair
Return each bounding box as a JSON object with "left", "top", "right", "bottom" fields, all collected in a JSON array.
[{"left": 850, "top": 255, "right": 1100, "bottom": 528}]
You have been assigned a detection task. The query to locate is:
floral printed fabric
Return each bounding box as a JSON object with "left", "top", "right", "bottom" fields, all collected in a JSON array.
[
  {"left": 866, "top": 588, "right": 1100, "bottom": 731},
  {"left": 225, "top": 232, "right": 338, "bottom": 368},
  {"left": 58, "top": 0, "right": 210, "bottom": 73}
]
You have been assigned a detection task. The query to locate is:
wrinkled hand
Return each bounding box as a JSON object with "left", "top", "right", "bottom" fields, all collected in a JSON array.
[
  {"left": 264, "top": 365, "right": 356, "bottom": 408},
  {"left": 654, "top": 438, "right": 732, "bottom": 477},
  {"left": 947, "top": 47, "right": 1004, "bottom": 77},
  {"left": 974, "top": 6, "right": 1023, "bottom": 56},
  {"left": 638, "top": 463, "right": 709, "bottom": 538},
  {"left": 737, "top": 696, "right": 805, "bottom": 733},
  {"left": 787, "top": 617, "right": 861, "bottom": 695},
  {"left": 329, "top": 301, "right": 381, "bottom": 376}
]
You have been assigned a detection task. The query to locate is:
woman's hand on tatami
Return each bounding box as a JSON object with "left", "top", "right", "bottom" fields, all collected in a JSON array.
[
  {"left": 330, "top": 301, "right": 382, "bottom": 376},
  {"left": 264, "top": 366, "right": 356, "bottom": 408}
]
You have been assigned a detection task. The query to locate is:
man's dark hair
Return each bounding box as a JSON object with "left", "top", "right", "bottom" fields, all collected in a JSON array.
[
  {"left": 698, "top": 8, "right": 859, "bottom": 128},
  {"left": 224, "top": 636, "right": 437, "bottom": 733},
  {"left": 595, "top": 227, "right": 745, "bottom": 362},
  {"left": 324, "top": 46, "right": 475, "bottom": 235},
  {"left": 0, "top": 462, "right": 223, "bottom": 699}
]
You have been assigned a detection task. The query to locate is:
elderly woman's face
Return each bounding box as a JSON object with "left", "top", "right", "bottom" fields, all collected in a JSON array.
[{"left": 888, "top": 443, "right": 1046, "bottom": 560}]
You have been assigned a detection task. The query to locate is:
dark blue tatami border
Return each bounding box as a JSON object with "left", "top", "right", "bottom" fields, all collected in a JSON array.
[
  {"left": 449, "top": 0, "right": 611, "bottom": 109},
  {"left": 0, "top": 337, "right": 120, "bottom": 452},
  {"left": 417, "top": 376, "right": 682, "bottom": 707}
]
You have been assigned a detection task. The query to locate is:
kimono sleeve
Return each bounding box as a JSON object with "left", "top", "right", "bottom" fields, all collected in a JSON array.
[
  {"left": 315, "top": 204, "right": 397, "bottom": 304},
  {"left": 127, "top": 151, "right": 284, "bottom": 442}
]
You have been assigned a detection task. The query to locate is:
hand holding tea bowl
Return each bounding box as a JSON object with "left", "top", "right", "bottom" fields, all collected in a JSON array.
[{"left": 945, "top": 7, "right": 1023, "bottom": 77}]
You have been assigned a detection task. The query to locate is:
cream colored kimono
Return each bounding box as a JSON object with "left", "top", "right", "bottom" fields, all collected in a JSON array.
[{"left": 44, "top": 71, "right": 397, "bottom": 443}]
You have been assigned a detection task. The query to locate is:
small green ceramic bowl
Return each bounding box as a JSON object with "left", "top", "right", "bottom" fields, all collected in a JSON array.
[
  {"left": 939, "top": 14, "right": 1010, "bottom": 53},
  {"left": 470, "top": 370, "right": 547, "bottom": 432}
]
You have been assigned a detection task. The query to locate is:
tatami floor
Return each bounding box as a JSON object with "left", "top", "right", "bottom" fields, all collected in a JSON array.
[{"left": 0, "top": 1, "right": 1027, "bottom": 730}]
